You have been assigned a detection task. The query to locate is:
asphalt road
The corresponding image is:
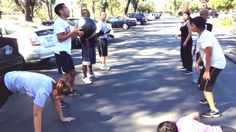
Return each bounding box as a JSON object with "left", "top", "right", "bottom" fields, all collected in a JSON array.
[{"left": 0, "top": 18, "right": 236, "bottom": 132}]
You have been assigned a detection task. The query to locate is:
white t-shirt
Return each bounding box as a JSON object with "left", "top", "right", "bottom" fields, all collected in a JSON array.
[
  {"left": 195, "top": 24, "right": 212, "bottom": 54},
  {"left": 198, "top": 30, "right": 226, "bottom": 69},
  {"left": 4, "top": 71, "right": 55, "bottom": 108},
  {"left": 53, "top": 17, "right": 72, "bottom": 55},
  {"left": 97, "top": 21, "right": 109, "bottom": 39}
]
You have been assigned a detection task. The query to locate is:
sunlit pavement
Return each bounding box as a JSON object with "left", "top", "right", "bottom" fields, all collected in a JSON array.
[{"left": 0, "top": 18, "right": 236, "bottom": 132}]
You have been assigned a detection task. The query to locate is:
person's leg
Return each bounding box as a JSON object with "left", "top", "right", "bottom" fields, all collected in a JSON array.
[
  {"left": 201, "top": 67, "right": 222, "bottom": 118},
  {"left": 82, "top": 65, "right": 87, "bottom": 78},
  {"left": 185, "top": 41, "right": 193, "bottom": 72},
  {"left": 180, "top": 44, "right": 186, "bottom": 69},
  {"left": 204, "top": 91, "right": 216, "bottom": 110}
]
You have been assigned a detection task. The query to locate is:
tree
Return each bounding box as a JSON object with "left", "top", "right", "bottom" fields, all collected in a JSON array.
[
  {"left": 14, "top": 0, "right": 37, "bottom": 21},
  {"left": 131, "top": 0, "right": 139, "bottom": 12},
  {"left": 107, "top": 0, "right": 122, "bottom": 16},
  {"left": 137, "top": 1, "right": 156, "bottom": 13},
  {"left": 208, "top": 0, "right": 235, "bottom": 11},
  {"left": 124, "top": 0, "right": 132, "bottom": 15},
  {"left": 39, "top": 0, "right": 55, "bottom": 20}
]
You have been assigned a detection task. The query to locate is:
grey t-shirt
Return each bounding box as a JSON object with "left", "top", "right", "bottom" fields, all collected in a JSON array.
[{"left": 4, "top": 71, "right": 55, "bottom": 108}]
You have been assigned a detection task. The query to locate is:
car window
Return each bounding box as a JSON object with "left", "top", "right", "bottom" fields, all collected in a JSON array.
[{"left": 36, "top": 29, "right": 54, "bottom": 36}]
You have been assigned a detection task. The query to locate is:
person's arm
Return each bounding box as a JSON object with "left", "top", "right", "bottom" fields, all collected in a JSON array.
[
  {"left": 185, "top": 112, "right": 200, "bottom": 121},
  {"left": 183, "top": 22, "right": 192, "bottom": 47},
  {"left": 57, "top": 26, "right": 82, "bottom": 42},
  {"left": 203, "top": 47, "right": 212, "bottom": 81},
  {"left": 33, "top": 104, "right": 42, "bottom": 132},
  {"left": 52, "top": 96, "right": 75, "bottom": 122}
]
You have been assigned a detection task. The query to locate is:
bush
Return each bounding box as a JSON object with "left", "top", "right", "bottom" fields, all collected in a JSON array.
[{"left": 214, "top": 18, "right": 233, "bottom": 28}]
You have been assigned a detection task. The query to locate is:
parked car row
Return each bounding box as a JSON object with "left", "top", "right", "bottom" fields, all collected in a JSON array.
[
  {"left": 127, "top": 13, "right": 147, "bottom": 25},
  {"left": 0, "top": 19, "right": 56, "bottom": 74}
]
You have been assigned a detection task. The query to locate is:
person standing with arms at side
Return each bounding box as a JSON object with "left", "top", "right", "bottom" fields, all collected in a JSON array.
[
  {"left": 80, "top": 9, "right": 97, "bottom": 84},
  {"left": 191, "top": 17, "right": 226, "bottom": 118},
  {"left": 53, "top": 3, "right": 83, "bottom": 107},
  {"left": 97, "top": 12, "right": 111, "bottom": 71},
  {"left": 176, "top": 11, "right": 193, "bottom": 75}
]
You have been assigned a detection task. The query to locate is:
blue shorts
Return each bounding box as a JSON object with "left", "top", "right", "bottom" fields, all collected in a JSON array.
[
  {"left": 55, "top": 51, "right": 75, "bottom": 74},
  {"left": 98, "top": 38, "right": 108, "bottom": 57},
  {"left": 81, "top": 47, "right": 96, "bottom": 65}
]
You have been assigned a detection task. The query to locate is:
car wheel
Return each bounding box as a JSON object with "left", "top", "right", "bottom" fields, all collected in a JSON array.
[{"left": 122, "top": 23, "right": 129, "bottom": 30}]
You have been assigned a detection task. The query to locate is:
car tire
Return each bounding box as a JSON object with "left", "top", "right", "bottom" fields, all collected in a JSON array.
[{"left": 122, "top": 23, "right": 129, "bottom": 30}]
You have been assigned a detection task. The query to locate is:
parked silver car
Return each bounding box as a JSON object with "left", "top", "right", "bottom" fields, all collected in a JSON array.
[{"left": 0, "top": 20, "right": 56, "bottom": 63}]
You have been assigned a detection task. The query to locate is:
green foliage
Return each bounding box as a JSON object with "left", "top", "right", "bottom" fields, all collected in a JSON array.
[
  {"left": 189, "top": 1, "right": 201, "bottom": 13},
  {"left": 214, "top": 18, "right": 233, "bottom": 28},
  {"left": 208, "top": 0, "right": 236, "bottom": 11},
  {"left": 137, "top": 1, "right": 156, "bottom": 13}
]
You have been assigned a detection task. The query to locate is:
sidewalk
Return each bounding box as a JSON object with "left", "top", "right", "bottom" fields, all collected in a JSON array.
[{"left": 213, "top": 26, "right": 236, "bottom": 64}]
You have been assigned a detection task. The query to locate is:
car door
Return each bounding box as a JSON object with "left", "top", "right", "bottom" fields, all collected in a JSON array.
[{"left": 0, "top": 30, "right": 24, "bottom": 74}]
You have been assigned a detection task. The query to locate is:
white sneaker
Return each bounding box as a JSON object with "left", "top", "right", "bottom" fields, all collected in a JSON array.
[
  {"left": 87, "top": 73, "right": 96, "bottom": 79},
  {"left": 104, "top": 65, "right": 110, "bottom": 70},
  {"left": 192, "top": 79, "right": 198, "bottom": 84},
  {"left": 82, "top": 77, "right": 92, "bottom": 84},
  {"left": 100, "top": 64, "right": 107, "bottom": 70}
]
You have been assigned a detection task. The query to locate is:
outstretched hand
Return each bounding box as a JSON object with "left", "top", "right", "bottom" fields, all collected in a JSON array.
[{"left": 61, "top": 117, "right": 75, "bottom": 123}]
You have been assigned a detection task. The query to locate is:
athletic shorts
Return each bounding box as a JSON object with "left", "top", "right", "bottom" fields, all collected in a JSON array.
[
  {"left": 199, "top": 66, "right": 222, "bottom": 92},
  {"left": 55, "top": 51, "right": 75, "bottom": 74},
  {"left": 0, "top": 74, "right": 13, "bottom": 108},
  {"left": 98, "top": 38, "right": 108, "bottom": 57},
  {"left": 82, "top": 46, "right": 96, "bottom": 65}
]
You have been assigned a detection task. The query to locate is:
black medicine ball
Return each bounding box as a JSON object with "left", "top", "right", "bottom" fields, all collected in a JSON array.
[{"left": 78, "top": 17, "right": 97, "bottom": 39}]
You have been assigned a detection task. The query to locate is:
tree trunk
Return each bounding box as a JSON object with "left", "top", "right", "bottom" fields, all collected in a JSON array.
[
  {"left": 133, "top": 0, "right": 139, "bottom": 13},
  {"left": 46, "top": 0, "right": 53, "bottom": 19},
  {"left": 124, "top": 0, "right": 132, "bottom": 15},
  {"left": 25, "top": 0, "right": 33, "bottom": 21}
]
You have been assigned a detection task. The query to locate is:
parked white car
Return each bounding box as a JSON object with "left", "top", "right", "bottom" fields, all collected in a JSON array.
[{"left": 0, "top": 20, "right": 56, "bottom": 63}]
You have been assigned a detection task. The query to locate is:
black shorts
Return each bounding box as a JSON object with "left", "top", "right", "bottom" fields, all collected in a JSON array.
[
  {"left": 55, "top": 51, "right": 75, "bottom": 74},
  {"left": 0, "top": 74, "right": 13, "bottom": 108},
  {"left": 199, "top": 66, "right": 222, "bottom": 92},
  {"left": 98, "top": 38, "right": 108, "bottom": 57},
  {"left": 82, "top": 47, "right": 96, "bottom": 65}
]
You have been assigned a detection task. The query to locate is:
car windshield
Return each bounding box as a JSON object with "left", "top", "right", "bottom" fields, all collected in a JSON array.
[{"left": 1, "top": 21, "right": 39, "bottom": 35}]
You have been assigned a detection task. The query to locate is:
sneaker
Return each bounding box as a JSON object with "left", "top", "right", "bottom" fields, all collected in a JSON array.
[
  {"left": 184, "top": 70, "right": 193, "bottom": 75},
  {"left": 68, "top": 89, "right": 83, "bottom": 96},
  {"left": 82, "top": 77, "right": 92, "bottom": 84},
  {"left": 100, "top": 64, "right": 110, "bottom": 71},
  {"left": 198, "top": 99, "right": 208, "bottom": 105},
  {"left": 87, "top": 73, "right": 96, "bottom": 79},
  {"left": 179, "top": 67, "right": 186, "bottom": 71},
  {"left": 104, "top": 65, "right": 110, "bottom": 70},
  {"left": 198, "top": 99, "right": 216, "bottom": 105},
  {"left": 60, "top": 100, "right": 69, "bottom": 108},
  {"left": 201, "top": 109, "right": 221, "bottom": 118},
  {"left": 192, "top": 79, "right": 198, "bottom": 84}
]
